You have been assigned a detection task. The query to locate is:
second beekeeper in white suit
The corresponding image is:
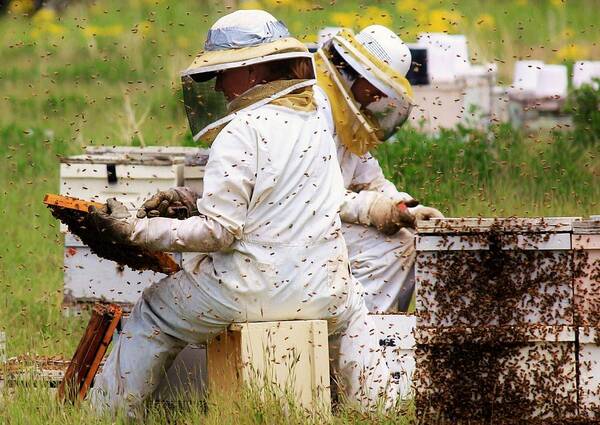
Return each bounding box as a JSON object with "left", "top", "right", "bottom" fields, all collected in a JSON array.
[
  {"left": 314, "top": 26, "right": 444, "bottom": 313},
  {"left": 88, "top": 10, "right": 399, "bottom": 416}
]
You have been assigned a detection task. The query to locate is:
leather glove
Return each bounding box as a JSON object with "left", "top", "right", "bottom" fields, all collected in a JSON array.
[
  {"left": 87, "top": 198, "right": 134, "bottom": 245},
  {"left": 136, "top": 187, "right": 199, "bottom": 219},
  {"left": 368, "top": 195, "right": 416, "bottom": 236},
  {"left": 409, "top": 205, "right": 445, "bottom": 222}
]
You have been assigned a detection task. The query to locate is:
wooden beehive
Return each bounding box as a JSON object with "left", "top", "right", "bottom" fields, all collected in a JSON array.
[
  {"left": 573, "top": 218, "right": 600, "bottom": 418},
  {"left": 414, "top": 325, "right": 578, "bottom": 422},
  {"left": 207, "top": 321, "right": 330, "bottom": 413},
  {"left": 416, "top": 217, "right": 577, "bottom": 328},
  {"left": 414, "top": 217, "right": 580, "bottom": 422}
]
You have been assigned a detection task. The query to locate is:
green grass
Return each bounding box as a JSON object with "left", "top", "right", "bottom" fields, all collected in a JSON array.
[{"left": 0, "top": 0, "right": 599, "bottom": 423}]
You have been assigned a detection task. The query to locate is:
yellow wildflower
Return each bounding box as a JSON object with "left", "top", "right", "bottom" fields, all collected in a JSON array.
[
  {"left": 516, "top": 0, "right": 528, "bottom": 5},
  {"left": 396, "top": 0, "right": 427, "bottom": 14},
  {"left": 357, "top": 6, "right": 392, "bottom": 28},
  {"left": 330, "top": 12, "right": 355, "bottom": 28},
  {"left": 82, "top": 24, "right": 124, "bottom": 38},
  {"left": 475, "top": 13, "right": 495, "bottom": 30},
  {"left": 31, "top": 7, "right": 56, "bottom": 24},
  {"left": 426, "top": 9, "right": 463, "bottom": 33},
  {"left": 550, "top": 0, "right": 564, "bottom": 7},
  {"left": 556, "top": 44, "right": 590, "bottom": 62}
]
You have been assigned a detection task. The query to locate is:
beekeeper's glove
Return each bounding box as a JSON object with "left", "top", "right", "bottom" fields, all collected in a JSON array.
[
  {"left": 87, "top": 198, "right": 135, "bottom": 245},
  {"left": 368, "top": 195, "right": 417, "bottom": 235},
  {"left": 409, "top": 205, "right": 445, "bottom": 222},
  {"left": 136, "top": 187, "right": 199, "bottom": 219}
]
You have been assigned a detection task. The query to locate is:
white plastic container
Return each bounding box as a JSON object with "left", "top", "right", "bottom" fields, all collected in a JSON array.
[
  {"left": 511, "top": 60, "right": 544, "bottom": 98},
  {"left": 535, "top": 64, "right": 568, "bottom": 99},
  {"left": 573, "top": 61, "right": 600, "bottom": 89},
  {"left": 417, "top": 33, "right": 470, "bottom": 82}
]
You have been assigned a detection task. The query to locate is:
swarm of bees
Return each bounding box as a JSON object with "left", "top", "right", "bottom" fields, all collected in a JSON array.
[{"left": 414, "top": 217, "right": 600, "bottom": 424}]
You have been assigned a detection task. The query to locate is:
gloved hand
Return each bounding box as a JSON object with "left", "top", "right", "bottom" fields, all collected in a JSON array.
[
  {"left": 136, "top": 187, "right": 199, "bottom": 219},
  {"left": 409, "top": 205, "right": 444, "bottom": 222},
  {"left": 87, "top": 198, "right": 134, "bottom": 245},
  {"left": 368, "top": 195, "right": 416, "bottom": 235}
]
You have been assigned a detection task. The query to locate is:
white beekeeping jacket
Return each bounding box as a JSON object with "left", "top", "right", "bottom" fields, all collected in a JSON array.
[
  {"left": 131, "top": 103, "right": 352, "bottom": 322},
  {"left": 313, "top": 87, "right": 414, "bottom": 222}
]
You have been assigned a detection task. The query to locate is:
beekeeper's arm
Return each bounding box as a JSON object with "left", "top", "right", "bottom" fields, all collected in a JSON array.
[
  {"left": 347, "top": 152, "right": 414, "bottom": 203},
  {"left": 128, "top": 119, "right": 256, "bottom": 252}
]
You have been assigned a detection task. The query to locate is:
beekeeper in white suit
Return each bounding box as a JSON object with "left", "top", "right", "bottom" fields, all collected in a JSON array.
[
  {"left": 313, "top": 26, "right": 444, "bottom": 313},
  {"left": 88, "top": 10, "right": 398, "bottom": 416}
]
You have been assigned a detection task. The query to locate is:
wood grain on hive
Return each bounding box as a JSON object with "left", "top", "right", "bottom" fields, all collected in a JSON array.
[{"left": 207, "top": 320, "right": 331, "bottom": 413}]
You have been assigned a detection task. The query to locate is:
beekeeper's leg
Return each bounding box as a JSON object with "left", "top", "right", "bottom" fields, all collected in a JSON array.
[
  {"left": 89, "top": 267, "right": 228, "bottom": 416},
  {"left": 328, "top": 280, "right": 399, "bottom": 410},
  {"left": 342, "top": 222, "right": 416, "bottom": 313}
]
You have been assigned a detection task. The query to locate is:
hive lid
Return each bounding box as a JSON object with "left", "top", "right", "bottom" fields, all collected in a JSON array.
[
  {"left": 61, "top": 146, "right": 209, "bottom": 166},
  {"left": 417, "top": 217, "right": 580, "bottom": 235},
  {"left": 573, "top": 217, "right": 600, "bottom": 235}
]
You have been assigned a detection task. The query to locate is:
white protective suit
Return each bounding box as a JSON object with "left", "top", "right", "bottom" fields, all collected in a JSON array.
[
  {"left": 90, "top": 103, "right": 397, "bottom": 414},
  {"left": 314, "top": 87, "right": 417, "bottom": 313}
]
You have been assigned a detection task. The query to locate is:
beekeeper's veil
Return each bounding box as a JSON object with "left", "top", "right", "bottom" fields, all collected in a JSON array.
[
  {"left": 182, "top": 10, "right": 316, "bottom": 143},
  {"left": 315, "top": 26, "right": 413, "bottom": 156}
]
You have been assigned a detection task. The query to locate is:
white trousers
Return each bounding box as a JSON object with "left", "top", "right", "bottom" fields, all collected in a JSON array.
[
  {"left": 342, "top": 223, "right": 416, "bottom": 313},
  {"left": 89, "top": 262, "right": 398, "bottom": 416}
]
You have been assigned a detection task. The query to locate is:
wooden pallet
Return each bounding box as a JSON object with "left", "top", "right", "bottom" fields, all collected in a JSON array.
[{"left": 44, "top": 193, "right": 180, "bottom": 275}]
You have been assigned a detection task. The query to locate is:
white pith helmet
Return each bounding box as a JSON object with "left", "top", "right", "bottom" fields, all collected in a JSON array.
[{"left": 355, "top": 25, "right": 412, "bottom": 77}]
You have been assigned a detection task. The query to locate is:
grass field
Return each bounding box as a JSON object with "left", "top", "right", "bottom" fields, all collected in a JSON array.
[{"left": 1, "top": 0, "right": 599, "bottom": 423}]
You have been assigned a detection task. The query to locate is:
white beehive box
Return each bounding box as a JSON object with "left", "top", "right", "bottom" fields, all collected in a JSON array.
[
  {"left": 573, "top": 218, "right": 600, "bottom": 418},
  {"left": 415, "top": 217, "right": 577, "bottom": 328},
  {"left": 60, "top": 146, "right": 208, "bottom": 212},
  {"left": 371, "top": 314, "right": 416, "bottom": 399},
  {"left": 573, "top": 218, "right": 600, "bottom": 327},
  {"left": 207, "top": 320, "right": 330, "bottom": 412},
  {"left": 414, "top": 325, "right": 578, "bottom": 422},
  {"left": 59, "top": 146, "right": 208, "bottom": 309}
]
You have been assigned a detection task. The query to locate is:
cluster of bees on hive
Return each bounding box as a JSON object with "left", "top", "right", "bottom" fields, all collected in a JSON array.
[{"left": 414, "top": 218, "right": 598, "bottom": 424}]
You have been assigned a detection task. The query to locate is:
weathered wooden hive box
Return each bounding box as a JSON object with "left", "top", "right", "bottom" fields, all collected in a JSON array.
[
  {"left": 573, "top": 218, "right": 600, "bottom": 418},
  {"left": 415, "top": 217, "right": 578, "bottom": 423},
  {"left": 59, "top": 146, "right": 208, "bottom": 308}
]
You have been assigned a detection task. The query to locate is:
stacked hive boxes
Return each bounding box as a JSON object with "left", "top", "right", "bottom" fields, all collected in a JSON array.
[
  {"left": 59, "top": 146, "right": 208, "bottom": 308},
  {"left": 574, "top": 218, "right": 600, "bottom": 417},
  {"left": 414, "top": 218, "right": 580, "bottom": 422},
  {"left": 59, "top": 146, "right": 209, "bottom": 401}
]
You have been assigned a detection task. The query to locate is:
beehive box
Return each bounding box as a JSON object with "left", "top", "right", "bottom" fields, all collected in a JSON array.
[
  {"left": 573, "top": 218, "right": 600, "bottom": 418},
  {"left": 414, "top": 325, "right": 578, "bottom": 423},
  {"left": 573, "top": 218, "right": 600, "bottom": 327},
  {"left": 59, "top": 147, "right": 208, "bottom": 309},
  {"left": 371, "top": 314, "right": 416, "bottom": 399},
  {"left": 60, "top": 146, "right": 208, "bottom": 212},
  {"left": 207, "top": 321, "right": 330, "bottom": 412},
  {"left": 416, "top": 217, "right": 577, "bottom": 328}
]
